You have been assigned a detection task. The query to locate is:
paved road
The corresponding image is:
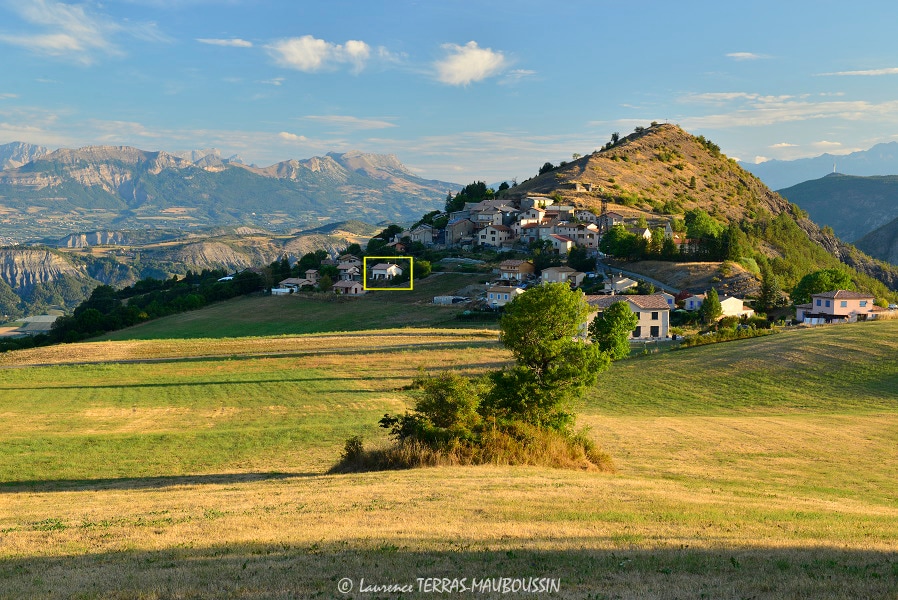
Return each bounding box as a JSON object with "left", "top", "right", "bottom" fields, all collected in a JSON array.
[{"left": 596, "top": 259, "right": 680, "bottom": 294}]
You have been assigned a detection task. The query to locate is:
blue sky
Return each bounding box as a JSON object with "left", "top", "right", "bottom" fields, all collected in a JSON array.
[{"left": 3, "top": 0, "right": 898, "bottom": 184}]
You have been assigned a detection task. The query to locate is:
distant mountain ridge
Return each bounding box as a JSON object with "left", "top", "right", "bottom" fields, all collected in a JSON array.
[
  {"left": 776, "top": 173, "right": 898, "bottom": 242},
  {"left": 740, "top": 142, "right": 898, "bottom": 190},
  {"left": 0, "top": 142, "right": 49, "bottom": 170},
  {"left": 0, "top": 143, "right": 456, "bottom": 242}
]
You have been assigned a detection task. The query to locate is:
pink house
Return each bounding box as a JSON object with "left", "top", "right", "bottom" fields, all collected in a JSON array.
[{"left": 795, "top": 290, "right": 877, "bottom": 323}]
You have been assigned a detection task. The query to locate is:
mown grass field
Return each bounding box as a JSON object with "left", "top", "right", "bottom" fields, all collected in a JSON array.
[
  {"left": 99, "top": 272, "right": 493, "bottom": 340},
  {"left": 0, "top": 321, "right": 896, "bottom": 598}
]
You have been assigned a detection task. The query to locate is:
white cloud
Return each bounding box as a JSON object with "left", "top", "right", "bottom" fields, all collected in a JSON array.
[
  {"left": 819, "top": 67, "right": 898, "bottom": 76},
  {"left": 753, "top": 156, "right": 770, "bottom": 163},
  {"left": 682, "top": 92, "right": 793, "bottom": 104},
  {"left": 680, "top": 98, "right": 898, "bottom": 129},
  {"left": 197, "top": 38, "right": 253, "bottom": 48},
  {"left": 261, "top": 77, "right": 285, "bottom": 86},
  {"left": 726, "top": 52, "right": 769, "bottom": 61},
  {"left": 0, "top": 93, "right": 18, "bottom": 100},
  {"left": 302, "top": 115, "right": 396, "bottom": 131},
  {"left": 89, "top": 119, "right": 163, "bottom": 140},
  {"left": 770, "top": 142, "right": 797, "bottom": 148},
  {"left": 434, "top": 41, "right": 507, "bottom": 86},
  {"left": 0, "top": 0, "right": 168, "bottom": 65},
  {"left": 813, "top": 140, "right": 842, "bottom": 148},
  {"left": 499, "top": 69, "right": 536, "bottom": 85},
  {"left": 266, "top": 35, "right": 373, "bottom": 73},
  {"left": 278, "top": 131, "right": 307, "bottom": 142}
]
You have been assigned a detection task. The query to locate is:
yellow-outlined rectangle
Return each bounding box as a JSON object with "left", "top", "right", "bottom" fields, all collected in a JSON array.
[{"left": 363, "top": 256, "right": 414, "bottom": 291}]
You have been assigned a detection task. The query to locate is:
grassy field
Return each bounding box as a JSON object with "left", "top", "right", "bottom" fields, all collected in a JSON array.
[
  {"left": 0, "top": 321, "right": 896, "bottom": 598},
  {"left": 99, "top": 272, "right": 493, "bottom": 340}
]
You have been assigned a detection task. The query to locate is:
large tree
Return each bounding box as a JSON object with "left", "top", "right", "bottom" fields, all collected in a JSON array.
[
  {"left": 589, "top": 300, "right": 638, "bottom": 360},
  {"left": 483, "top": 283, "right": 608, "bottom": 430},
  {"left": 792, "top": 269, "right": 854, "bottom": 304}
]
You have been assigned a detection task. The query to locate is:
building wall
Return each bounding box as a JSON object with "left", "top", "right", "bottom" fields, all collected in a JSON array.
[
  {"left": 811, "top": 296, "right": 872, "bottom": 317},
  {"left": 631, "top": 307, "right": 669, "bottom": 339}
]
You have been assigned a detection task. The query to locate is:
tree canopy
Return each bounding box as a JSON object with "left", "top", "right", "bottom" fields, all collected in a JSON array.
[
  {"left": 698, "top": 288, "right": 723, "bottom": 324},
  {"left": 484, "top": 283, "right": 609, "bottom": 429},
  {"left": 589, "top": 300, "right": 638, "bottom": 360},
  {"left": 792, "top": 269, "right": 854, "bottom": 304}
]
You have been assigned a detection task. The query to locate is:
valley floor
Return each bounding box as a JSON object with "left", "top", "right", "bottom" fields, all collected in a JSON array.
[{"left": 0, "top": 323, "right": 895, "bottom": 598}]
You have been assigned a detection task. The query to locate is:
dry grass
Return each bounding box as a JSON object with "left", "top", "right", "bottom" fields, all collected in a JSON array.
[
  {"left": 0, "top": 328, "right": 500, "bottom": 367},
  {"left": 1, "top": 464, "right": 895, "bottom": 598},
  {"left": 0, "top": 324, "right": 895, "bottom": 598}
]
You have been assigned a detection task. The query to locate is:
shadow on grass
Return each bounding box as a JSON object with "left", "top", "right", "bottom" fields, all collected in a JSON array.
[
  {"left": 0, "top": 542, "right": 895, "bottom": 599},
  {"left": 0, "top": 376, "right": 405, "bottom": 391},
  {"left": 0, "top": 471, "right": 317, "bottom": 494}
]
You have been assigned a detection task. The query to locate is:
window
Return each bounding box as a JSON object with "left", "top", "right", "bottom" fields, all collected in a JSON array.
[
  {"left": 650, "top": 326, "right": 660, "bottom": 337},
  {"left": 632, "top": 326, "right": 641, "bottom": 338},
  {"left": 860, "top": 300, "right": 868, "bottom": 307},
  {"left": 816, "top": 299, "right": 821, "bottom": 306},
  {"left": 840, "top": 301, "right": 848, "bottom": 307},
  {"left": 503, "top": 294, "right": 508, "bottom": 300},
  {"left": 651, "top": 311, "right": 659, "bottom": 320},
  {"left": 825, "top": 300, "right": 830, "bottom": 307}
]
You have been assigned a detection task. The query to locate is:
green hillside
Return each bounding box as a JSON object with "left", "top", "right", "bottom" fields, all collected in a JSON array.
[{"left": 99, "top": 272, "right": 489, "bottom": 340}]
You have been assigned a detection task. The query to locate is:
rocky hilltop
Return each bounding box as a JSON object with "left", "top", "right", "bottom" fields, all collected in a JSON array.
[{"left": 507, "top": 123, "right": 898, "bottom": 294}]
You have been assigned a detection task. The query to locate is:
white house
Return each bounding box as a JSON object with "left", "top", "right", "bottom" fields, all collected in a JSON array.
[
  {"left": 549, "top": 234, "right": 575, "bottom": 254},
  {"left": 684, "top": 293, "right": 705, "bottom": 311},
  {"left": 337, "top": 264, "right": 362, "bottom": 281},
  {"left": 370, "top": 263, "right": 404, "bottom": 280},
  {"left": 477, "top": 224, "right": 514, "bottom": 247},
  {"left": 486, "top": 285, "right": 525, "bottom": 307},
  {"left": 685, "top": 293, "right": 753, "bottom": 318},
  {"left": 720, "top": 295, "right": 754, "bottom": 318},
  {"left": 605, "top": 276, "right": 638, "bottom": 294}
]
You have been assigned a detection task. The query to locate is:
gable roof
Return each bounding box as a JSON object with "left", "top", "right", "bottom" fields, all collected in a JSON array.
[
  {"left": 542, "top": 266, "right": 578, "bottom": 274},
  {"left": 812, "top": 289, "right": 874, "bottom": 300},
  {"left": 371, "top": 262, "right": 402, "bottom": 271},
  {"left": 499, "top": 259, "right": 532, "bottom": 269},
  {"left": 333, "top": 280, "right": 362, "bottom": 289},
  {"left": 279, "top": 277, "right": 312, "bottom": 286},
  {"left": 587, "top": 294, "right": 671, "bottom": 311}
]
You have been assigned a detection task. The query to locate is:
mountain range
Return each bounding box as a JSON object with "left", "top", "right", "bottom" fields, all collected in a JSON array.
[
  {"left": 775, "top": 173, "right": 898, "bottom": 243},
  {"left": 0, "top": 143, "right": 456, "bottom": 242},
  {"left": 740, "top": 142, "right": 898, "bottom": 190}
]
